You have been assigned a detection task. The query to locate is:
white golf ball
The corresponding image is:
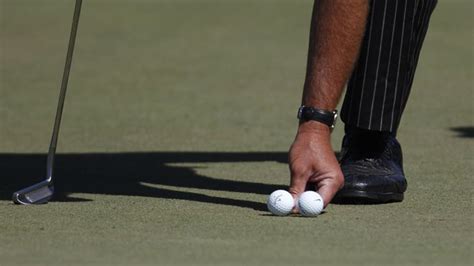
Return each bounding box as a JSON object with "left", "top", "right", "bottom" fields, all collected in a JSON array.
[
  {"left": 267, "top": 190, "right": 294, "bottom": 216},
  {"left": 298, "top": 191, "right": 324, "bottom": 217}
]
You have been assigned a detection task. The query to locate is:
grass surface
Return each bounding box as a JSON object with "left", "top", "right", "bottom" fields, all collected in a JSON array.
[{"left": 1, "top": 0, "right": 473, "bottom": 265}]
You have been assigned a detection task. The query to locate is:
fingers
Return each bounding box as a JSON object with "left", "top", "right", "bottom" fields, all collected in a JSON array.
[
  {"left": 288, "top": 141, "right": 311, "bottom": 205},
  {"left": 288, "top": 174, "right": 308, "bottom": 199},
  {"left": 288, "top": 178, "right": 305, "bottom": 213},
  {"left": 289, "top": 164, "right": 313, "bottom": 213}
]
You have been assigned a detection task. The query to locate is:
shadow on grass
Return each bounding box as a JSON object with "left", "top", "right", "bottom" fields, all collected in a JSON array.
[
  {"left": 450, "top": 126, "right": 474, "bottom": 138},
  {"left": 0, "top": 152, "right": 288, "bottom": 210}
]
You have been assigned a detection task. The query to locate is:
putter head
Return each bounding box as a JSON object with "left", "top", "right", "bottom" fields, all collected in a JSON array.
[{"left": 12, "top": 180, "right": 54, "bottom": 205}]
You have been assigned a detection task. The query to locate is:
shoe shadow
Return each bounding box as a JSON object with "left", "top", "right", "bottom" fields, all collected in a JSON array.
[
  {"left": 331, "top": 198, "right": 401, "bottom": 205},
  {"left": 0, "top": 152, "right": 288, "bottom": 211}
]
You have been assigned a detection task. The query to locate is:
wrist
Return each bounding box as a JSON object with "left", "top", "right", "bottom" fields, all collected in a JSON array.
[{"left": 297, "top": 120, "right": 332, "bottom": 136}]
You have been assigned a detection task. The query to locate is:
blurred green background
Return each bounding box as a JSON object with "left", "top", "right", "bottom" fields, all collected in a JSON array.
[{"left": 0, "top": 0, "right": 472, "bottom": 265}]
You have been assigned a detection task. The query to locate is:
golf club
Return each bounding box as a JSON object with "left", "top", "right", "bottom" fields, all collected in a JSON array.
[{"left": 12, "top": 0, "right": 83, "bottom": 204}]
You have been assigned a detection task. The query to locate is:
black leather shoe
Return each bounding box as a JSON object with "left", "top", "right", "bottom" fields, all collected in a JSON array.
[{"left": 333, "top": 128, "right": 407, "bottom": 203}]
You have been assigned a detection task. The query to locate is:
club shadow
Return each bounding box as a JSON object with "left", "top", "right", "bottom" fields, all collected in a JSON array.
[{"left": 0, "top": 151, "right": 287, "bottom": 210}]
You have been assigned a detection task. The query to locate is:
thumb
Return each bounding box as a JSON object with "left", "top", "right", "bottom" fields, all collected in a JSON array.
[{"left": 315, "top": 179, "right": 343, "bottom": 208}]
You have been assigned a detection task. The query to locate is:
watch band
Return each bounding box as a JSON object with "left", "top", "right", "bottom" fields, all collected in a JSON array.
[{"left": 297, "top": 106, "right": 338, "bottom": 129}]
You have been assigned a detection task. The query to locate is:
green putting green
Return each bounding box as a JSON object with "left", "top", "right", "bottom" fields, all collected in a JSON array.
[{"left": 0, "top": 0, "right": 472, "bottom": 265}]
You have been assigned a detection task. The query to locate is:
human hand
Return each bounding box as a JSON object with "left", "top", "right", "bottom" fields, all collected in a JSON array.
[{"left": 288, "top": 122, "right": 344, "bottom": 209}]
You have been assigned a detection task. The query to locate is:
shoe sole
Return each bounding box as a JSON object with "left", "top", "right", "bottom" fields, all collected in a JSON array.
[{"left": 333, "top": 190, "right": 404, "bottom": 204}]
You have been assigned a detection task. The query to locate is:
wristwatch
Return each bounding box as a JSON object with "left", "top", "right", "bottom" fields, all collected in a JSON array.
[{"left": 297, "top": 106, "right": 338, "bottom": 129}]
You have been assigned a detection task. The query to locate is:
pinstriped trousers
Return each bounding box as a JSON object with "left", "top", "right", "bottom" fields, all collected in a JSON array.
[{"left": 341, "top": 0, "right": 438, "bottom": 132}]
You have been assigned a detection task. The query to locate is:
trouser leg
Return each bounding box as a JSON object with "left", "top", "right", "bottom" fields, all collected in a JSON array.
[{"left": 340, "top": 0, "right": 438, "bottom": 132}]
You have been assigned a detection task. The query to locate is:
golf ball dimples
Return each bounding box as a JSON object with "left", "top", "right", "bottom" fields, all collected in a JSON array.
[
  {"left": 298, "top": 191, "right": 324, "bottom": 217},
  {"left": 267, "top": 190, "right": 294, "bottom": 216}
]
